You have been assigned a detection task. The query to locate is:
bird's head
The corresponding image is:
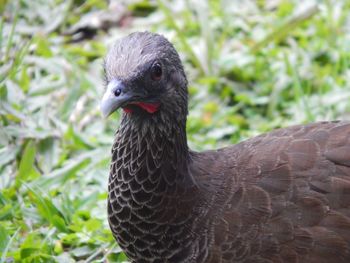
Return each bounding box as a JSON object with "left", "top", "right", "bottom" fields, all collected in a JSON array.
[{"left": 101, "top": 32, "right": 188, "bottom": 120}]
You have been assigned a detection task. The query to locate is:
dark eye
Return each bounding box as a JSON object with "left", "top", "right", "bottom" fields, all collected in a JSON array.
[{"left": 151, "top": 62, "right": 162, "bottom": 81}]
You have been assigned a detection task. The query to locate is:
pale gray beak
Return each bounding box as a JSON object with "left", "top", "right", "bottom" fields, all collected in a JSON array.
[{"left": 100, "top": 79, "right": 132, "bottom": 117}]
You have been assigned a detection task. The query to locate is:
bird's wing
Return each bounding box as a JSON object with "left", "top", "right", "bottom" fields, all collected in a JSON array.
[{"left": 200, "top": 121, "right": 350, "bottom": 263}]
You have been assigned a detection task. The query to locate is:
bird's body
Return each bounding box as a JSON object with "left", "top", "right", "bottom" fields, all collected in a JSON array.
[{"left": 102, "top": 32, "right": 350, "bottom": 263}]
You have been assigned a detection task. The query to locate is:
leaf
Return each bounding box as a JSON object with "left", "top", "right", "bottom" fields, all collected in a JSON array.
[
  {"left": 19, "top": 66, "right": 30, "bottom": 93},
  {"left": 32, "top": 154, "right": 91, "bottom": 189},
  {"left": 252, "top": 4, "right": 319, "bottom": 52},
  {"left": 64, "top": 125, "right": 94, "bottom": 150},
  {"left": 16, "top": 140, "right": 38, "bottom": 188},
  {"left": 35, "top": 36, "right": 53, "bottom": 57},
  {"left": 0, "top": 227, "right": 20, "bottom": 263},
  {"left": 20, "top": 248, "right": 39, "bottom": 259},
  {"left": 37, "top": 137, "right": 59, "bottom": 174},
  {"left": 52, "top": 215, "right": 68, "bottom": 233},
  {"left": 0, "top": 224, "right": 9, "bottom": 253},
  {"left": 70, "top": 245, "right": 91, "bottom": 258},
  {"left": 0, "top": 145, "right": 19, "bottom": 167},
  {"left": 85, "top": 218, "right": 101, "bottom": 232},
  {"left": 18, "top": 231, "right": 49, "bottom": 261},
  {"left": 0, "top": 85, "right": 7, "bottom": 101},
  {"left": 25, "top": 184, "right": 68, "bottom": 232}
]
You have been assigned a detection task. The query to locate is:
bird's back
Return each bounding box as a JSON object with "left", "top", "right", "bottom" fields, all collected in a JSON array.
[{"left": 192, "top": 121, "right": 350, "bottom": 263}]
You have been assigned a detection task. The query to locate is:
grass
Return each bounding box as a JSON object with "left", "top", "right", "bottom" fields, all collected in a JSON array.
[{"left": 1, "top": 0, "right": 350, "bottom": 262}]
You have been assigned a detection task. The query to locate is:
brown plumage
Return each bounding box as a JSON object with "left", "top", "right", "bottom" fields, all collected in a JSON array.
[{"left": 101, "top": 32, "right": 350, "bottom": 263}]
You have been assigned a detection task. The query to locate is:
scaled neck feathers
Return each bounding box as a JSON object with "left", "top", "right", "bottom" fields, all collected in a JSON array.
[
  {"left": 108, "top": 106, "right": 206, "bottom": 261},
  {"left": 111, "top": 109, "right": 194, "bottom": 192}
]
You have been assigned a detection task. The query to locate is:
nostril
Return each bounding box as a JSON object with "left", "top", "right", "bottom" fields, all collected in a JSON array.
[{"left": 114, "top": 88, "right": 122, "bottom": 97}]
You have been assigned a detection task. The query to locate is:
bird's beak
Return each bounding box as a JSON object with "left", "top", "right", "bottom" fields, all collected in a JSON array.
[{"left": 100, "top": 79, "right": 133, "bottom": 118}]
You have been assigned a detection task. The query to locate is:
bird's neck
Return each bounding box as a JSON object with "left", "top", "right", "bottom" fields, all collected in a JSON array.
[
  {"left": 108, "top": 112, "right": 205, "bottom": 260},
  {"left": 111, "top": 111, "right": 194, "bottom": 190}
]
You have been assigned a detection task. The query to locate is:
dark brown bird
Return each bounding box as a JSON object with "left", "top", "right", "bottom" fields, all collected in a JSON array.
[{"left": 101, "top": 32, "right": 350, "bottom": 263}]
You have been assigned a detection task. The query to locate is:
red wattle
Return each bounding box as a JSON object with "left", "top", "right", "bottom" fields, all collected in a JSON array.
[
  {"left": 135, "top": 102, "right": 160, "bottom": 113},
  {"left": 123, "top": 107, "right": 133, "bottom": 114}
]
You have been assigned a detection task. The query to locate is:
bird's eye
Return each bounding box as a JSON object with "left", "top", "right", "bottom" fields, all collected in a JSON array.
[{"left": 151, "top": 62, "right": 162, "bottom": 81}]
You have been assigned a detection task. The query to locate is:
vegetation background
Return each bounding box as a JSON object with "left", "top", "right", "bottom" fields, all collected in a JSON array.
[{"left": 1, "top": 0, "right": 350, "bottom": 262}]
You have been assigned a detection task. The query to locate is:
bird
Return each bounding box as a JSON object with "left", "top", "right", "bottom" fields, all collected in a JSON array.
[{"left": 100, "top": 31, "right": 350, "bottom": 263}]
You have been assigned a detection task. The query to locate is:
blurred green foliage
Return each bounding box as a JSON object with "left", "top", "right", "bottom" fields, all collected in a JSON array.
[{"left": 1, "top": 0, "right": 350, "bottom": 262}]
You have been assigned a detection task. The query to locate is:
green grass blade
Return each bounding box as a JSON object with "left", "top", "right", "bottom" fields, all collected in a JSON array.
[
  {"left": 4, "top": 1, "right": 19, "bottom": 62},
  {"left": 0, "top": 227, "right": 20, "bottom": 263},
  {"left": 252, "top": 4, "right": 319, "bottom": 52},
  {"left": 16, "top": 140, "right": 36, "bottom": 188},
  {"left": 157, "top": 0, "right": 206, "bottom": 75},
  {"left": 24, "top": 183, "right": 68, "bottom": 233}
]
